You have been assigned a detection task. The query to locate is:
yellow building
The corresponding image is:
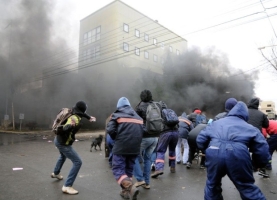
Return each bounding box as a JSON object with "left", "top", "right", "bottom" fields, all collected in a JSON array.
[
  {"left": 78, "top": 0, "right": 187, "bottom": 75},
  {"left": 260, "top": 101, "right": 276, "bottom": 119},
  {"left": 77, "top": 0, "right": 188, "bottom": 118}
]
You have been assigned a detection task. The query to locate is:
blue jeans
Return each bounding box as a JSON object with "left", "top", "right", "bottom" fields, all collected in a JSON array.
[
  {"left": 53, "top": 137, "right": 82, "bottom": 187},
  {"left": 133, "top": 137, "right": 158, "bottom": 185}
]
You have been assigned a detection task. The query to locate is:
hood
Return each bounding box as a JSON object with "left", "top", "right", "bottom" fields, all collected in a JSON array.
[
  {"left": 181, "top": 112, "right": 187, "bottom": 117},
  {"left": 227, "top": 101, "right": 249, "bottom": 121},
  {"left": 247, "top": 98, "right": 259, "bottom": 109}
]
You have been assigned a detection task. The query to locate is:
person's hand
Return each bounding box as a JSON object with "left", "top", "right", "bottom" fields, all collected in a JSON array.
[{"left": 90, "top": 116, "right": 96, "bottom": 122}]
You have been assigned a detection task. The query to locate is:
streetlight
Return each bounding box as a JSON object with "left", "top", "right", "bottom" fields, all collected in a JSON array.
[
  {"left": 257, "top": 44, "right": 277, "bottom": 71},
  {"left": 258, "top": 44, "right": 277, "bottom": 50}
]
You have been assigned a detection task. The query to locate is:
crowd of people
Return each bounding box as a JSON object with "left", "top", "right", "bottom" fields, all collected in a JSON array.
[{"left": 50, "top": 93, "right": 275, "bottom": 200}]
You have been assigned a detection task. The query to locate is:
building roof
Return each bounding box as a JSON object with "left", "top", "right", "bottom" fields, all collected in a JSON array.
[{"left": 80, "top": 0, "right": 187, "bottom": 42}]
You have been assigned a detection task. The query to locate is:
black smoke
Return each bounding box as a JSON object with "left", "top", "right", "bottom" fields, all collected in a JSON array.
[{"left": 0, "top": 1, "right": 257, "bottom": 130}]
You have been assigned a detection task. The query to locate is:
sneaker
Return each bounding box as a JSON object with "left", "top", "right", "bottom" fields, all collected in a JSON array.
[
  {"left": 258, "top": 168, "right": 269, "bottom": 178},
  {"left": 151, "top": 170, "right": 164, "bottom": 178},
  {"left": 170, "top": 167, "right": 176, "bottom": 173},
  {"left": 186, "top": 162, "right": 191, "bottom": 169},
  {"left": 200, "top": 165, "right": 205, "bottom": 169},
  {"left": 134, "top": 181, "right": 146, "bottom": 187},
  {"left": 151, "top": 164, "right": 156, "bottom": 171},
  {"left": 62, "top": 186, "right": 79, "bottom": 195},
  {"left": 176, "top": 161, "right": 181, "bottom": 164},
  {"left": 51, "top": 173, "right": 63, "bottom": 180},
  {"left": 141, "top": 184, "right": 150, "bottom": 189}
]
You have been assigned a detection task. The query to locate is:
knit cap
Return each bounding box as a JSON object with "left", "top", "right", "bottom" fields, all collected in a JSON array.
[{"left": 117, "top": 97, "right": 131, "bottom": 109}]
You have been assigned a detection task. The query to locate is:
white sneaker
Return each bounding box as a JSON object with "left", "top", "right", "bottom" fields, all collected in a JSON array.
[
  {"left": 62, "top": 186, "right": 79, "bottom": 195},
  {"left": 51, "top": 173, "right": 63, "bottom": 180}
]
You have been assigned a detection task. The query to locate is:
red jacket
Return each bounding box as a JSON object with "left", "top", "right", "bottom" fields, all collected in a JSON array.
[{"left": 262, "top": 120, "right": 277, "bottom": 137}]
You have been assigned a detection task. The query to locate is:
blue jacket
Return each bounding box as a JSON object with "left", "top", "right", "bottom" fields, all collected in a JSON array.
[
  {"left": 197, "top": 101, "right": 270, "bottom": 167},
  {"left": 106, "top": 105, "right": 144, "bottom": 155},
  {"left": 178, "top": 113, "right": 194, "bottom": 139}
]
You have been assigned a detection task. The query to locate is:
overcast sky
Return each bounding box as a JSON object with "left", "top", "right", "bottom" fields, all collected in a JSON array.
[{"left": 66, "top": 0, "right": 277, "bottom": 105}]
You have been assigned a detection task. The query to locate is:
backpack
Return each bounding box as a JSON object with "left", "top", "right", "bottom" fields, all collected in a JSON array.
[
  {"left": 162, "top": 109, "right": 179, "bottom": 126},
  {"left": 146, "top": 102, "right": 163, "bottom": 134},
  {"left": 52, "top": 108, "right": 72, "bottom": 135},
  {"left": 195, "top": 114, "right": 207, "bottom": 126}
]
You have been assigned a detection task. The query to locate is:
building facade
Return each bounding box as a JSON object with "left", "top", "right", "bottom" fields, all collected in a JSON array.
[{"left": 260, "top": 101, "right": 276, "bottom": 119}]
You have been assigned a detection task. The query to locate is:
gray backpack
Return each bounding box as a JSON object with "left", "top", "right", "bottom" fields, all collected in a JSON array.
[{"left": 146, "top": 102, "right": 163, "bottom": 134}]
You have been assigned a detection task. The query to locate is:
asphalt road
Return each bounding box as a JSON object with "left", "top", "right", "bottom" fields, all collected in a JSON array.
[{"left": 0, "top": 131, "right": 276, "bottom": 200}]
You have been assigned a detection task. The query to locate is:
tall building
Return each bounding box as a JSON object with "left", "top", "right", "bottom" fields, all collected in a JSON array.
[{"left": 78, "top": 0, "right": 187, "bottom": 120}]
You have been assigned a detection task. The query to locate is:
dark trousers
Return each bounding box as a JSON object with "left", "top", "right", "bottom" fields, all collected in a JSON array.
[
  {"left": 155, "top": 131, "right": 178, "bottom": 170},
  {"left": 188, "top": 140, "right": 205, "bottom": 165},
  {"left": 266, "top": 134, "right": 277, "bottom": 168},
  {"left": 112, "top": 154, "right": 137, "bottom": 185}
]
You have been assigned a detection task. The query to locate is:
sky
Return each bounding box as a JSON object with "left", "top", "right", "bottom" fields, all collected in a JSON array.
[{"left": 63, "top": 0, "right": 277, "bottom": 105}]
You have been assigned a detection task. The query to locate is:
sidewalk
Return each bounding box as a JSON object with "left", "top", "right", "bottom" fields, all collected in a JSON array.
[{"left": 0, "top": 129, "right": 105, "bottom": 138}]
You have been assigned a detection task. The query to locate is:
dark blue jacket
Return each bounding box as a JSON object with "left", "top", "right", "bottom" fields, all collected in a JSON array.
[
  {"left": 197, "top": 101, "right": 270, "bottom": 167},
  {"left": 178, "top": 113, "right": 194, "bottom": 139},
  {"left": 106, "top": 105, "right": 143, "bottom": 155}
]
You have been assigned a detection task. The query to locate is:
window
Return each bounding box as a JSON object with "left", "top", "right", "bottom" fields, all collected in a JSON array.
[
  {"left": 95, "top": 45, "right": 100, "bottom": 58},
  {"left": 144, "top": 33, "right": 149, "bottom": 42},
  {"left": 266, "top": 110, "right": 272, "bottom": 112},
  {"left": 176, "top": 49, "right": 180, "bottom": 55},
  {"left": 83, "top": 26, "right": 101, "bottom": 46},
  {"left": 169, "top": 46, "right": 173, "bottom": 52},
  {"left": 123, "top": 23, "right": 129, "bottom": 33},
  {"left": 135, "top": 29, "right": 140, "bottom": 38},
  {"left": 123, "top": 42, "right": 129, "bottom": 51},
  {"left": 135, "top": 47, "right": 140, "bottom": 56},
  {"left": 144, "top": 51, "right": 149, "bottom": 59},
  {"left": 267, "top": 104, "right": 272, "bottom": 107},
  {"left": 153, "top": 54, "right": 157, "bottom": 62},
  {"left": 161, "top": 42, "right": 164, "bottom": 49},
  {"left": 153, "top": 38, "right": 157, "bottom": 45},
  {"left": 96, "top": 26, "right": 101, "bottom": 40},
  {"left": 83, "top": 33, "right": 88, "bottom": 46}
]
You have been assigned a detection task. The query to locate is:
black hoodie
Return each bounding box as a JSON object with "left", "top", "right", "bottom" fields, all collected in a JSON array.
[{"left": 247, "top": 98, "right": 269, "bottom": 132}]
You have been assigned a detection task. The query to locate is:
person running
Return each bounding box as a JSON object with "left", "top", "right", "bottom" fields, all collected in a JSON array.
[
  {"left": 197, "top": 101, "right": 270, "bottom": 200},
  {"left": 151, "top": 101, "right": 179, "bottom": 178},
  {"left": 106, "top": 97, "right": 144, "bottom": 200},
  {"left": 175, "top": 112, "right": 194, "bottom": 165},
  {"left": 133, "top": 90, "right": 159, "bottom": 189}
]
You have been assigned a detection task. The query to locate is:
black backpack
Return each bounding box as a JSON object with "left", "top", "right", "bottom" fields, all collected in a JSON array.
[
  {"left": 146, "top": 102, "right": 163, "bottom": 134},
  {"left": 162, "top": 108, "right": 179, "bottom": 127}
]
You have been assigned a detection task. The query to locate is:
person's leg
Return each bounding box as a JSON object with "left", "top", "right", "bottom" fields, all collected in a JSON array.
[
  {"left": 266, "top": 135, "right": 277, "bottom": 169},
  {"left": 143, "top": 137, "right": 158, "bottom": 185},
  {"left": 133, "top": 138, "right": 148, "bottom": 184},
  {"left": 53, "top": 138, "right": 66, "bottom": 175},
  {"left": 226, "top": 150, "right": 266, "bottom": 200},
  {"left": 168, "top": 131, "right": 178, "bottom": 170},
  {"left": 182, "top": 138, "right": 189, "bottom": 164},
  {"left": 175, "top": 138, "right": 182, "bottom": 163},
  {"left": 155, "top": 133, "right": 170, "bottom": 171},
  {"left": 204, "top": 147, "right": 226, "bottom": 200},
  {"left": 61, "top": 146, "right": 82, "bottom": 187}
]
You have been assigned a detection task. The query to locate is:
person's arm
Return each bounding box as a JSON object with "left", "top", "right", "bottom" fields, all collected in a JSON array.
[
  {"left": 262, "top": 114, "right": 269, "bottom": 128},
  {"left": 196, "top": 126, "right": 211, "bottom": 151},
  {"left": 106, "top": 116, "right": 117, "bottom": 140},
  {"left": 250, "top": 129, "right": 271, "bottom": 167}
]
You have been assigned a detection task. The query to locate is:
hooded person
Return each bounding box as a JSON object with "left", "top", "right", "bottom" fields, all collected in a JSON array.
[
  {"left": 213, "top": 98, "right": 238, "bottom": 121},
  {"left": 197, "top": 101, "right": 270, "bottom": 200},
  {"left": 51, "top": 101, "right": 96, "bottom": 195},
  {"left": 247, "top": 97, "right": 270, "bottom": 177},
  {"left": 247, "top": 97, "right": 269, "bottom": 133},
  {"left": 175, "top": 112, "right": 194, "bottom": 165},
  {"left": 106, "top": 97, "right": 144, "bottom": 200}
]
